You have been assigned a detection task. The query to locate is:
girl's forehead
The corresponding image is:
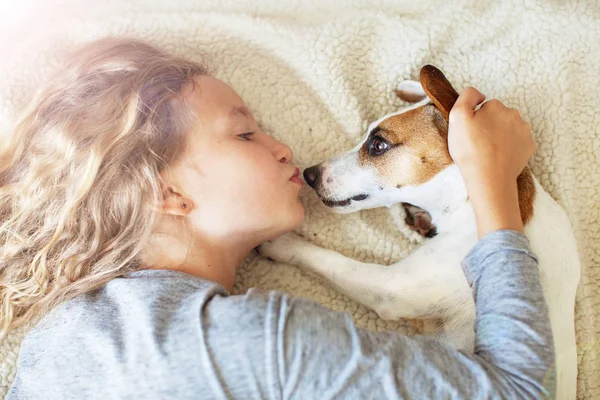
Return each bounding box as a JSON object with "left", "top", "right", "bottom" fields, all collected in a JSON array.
[{"left": 187, "top": 76, "right": 244, "bottom": 108}]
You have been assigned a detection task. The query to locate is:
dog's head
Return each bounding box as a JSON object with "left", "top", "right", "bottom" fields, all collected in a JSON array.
[{"left": 304, "top": 65, "right": 459, "bottom": 213}]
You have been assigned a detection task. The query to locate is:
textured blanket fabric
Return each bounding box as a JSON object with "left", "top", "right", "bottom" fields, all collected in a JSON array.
[{"left": 0, "top": 1, "right": 598, "bottom": 398}]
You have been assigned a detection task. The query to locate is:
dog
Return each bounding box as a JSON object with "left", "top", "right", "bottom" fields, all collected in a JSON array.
[{"left": 258, "top": 65, "right": 581, "bottom": 399}]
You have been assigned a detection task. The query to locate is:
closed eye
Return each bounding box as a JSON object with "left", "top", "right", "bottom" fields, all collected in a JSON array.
[{"left": 238, "top": 132, "right": 255, "bottom": 140}]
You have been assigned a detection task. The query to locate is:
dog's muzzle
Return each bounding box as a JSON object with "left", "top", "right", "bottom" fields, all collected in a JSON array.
[{"left": 303, "top": 164, "right": 369, "bottom": 207}]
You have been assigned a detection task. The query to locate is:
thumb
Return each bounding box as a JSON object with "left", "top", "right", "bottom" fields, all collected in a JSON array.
[{"left": 452, "top": 87, "right": 486, "bottom": 117}]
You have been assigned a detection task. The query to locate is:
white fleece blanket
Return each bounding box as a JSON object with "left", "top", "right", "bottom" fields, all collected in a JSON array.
[{"left": 1, "top": 0, "right": 599, "bottom": 398}]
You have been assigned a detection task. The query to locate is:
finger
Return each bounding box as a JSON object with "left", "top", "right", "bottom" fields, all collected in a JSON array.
[
  {"left": 452, "top": 87, "right": 486, "bottom": 115},
  {"left": 479, "top": 99, "right": 504, "bottom": 110}
]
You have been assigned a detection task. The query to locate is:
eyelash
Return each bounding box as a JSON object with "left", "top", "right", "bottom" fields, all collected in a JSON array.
[{"left": 238, "top": 132, "right": 255, "bottom": 140}]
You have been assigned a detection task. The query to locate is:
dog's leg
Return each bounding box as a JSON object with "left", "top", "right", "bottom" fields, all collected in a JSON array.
[
  {"left": 258, "top": 233, "right": 402, "bottom": 315},
  {"left": 258, "top": 233, "right": 473, "bottom": 328}
]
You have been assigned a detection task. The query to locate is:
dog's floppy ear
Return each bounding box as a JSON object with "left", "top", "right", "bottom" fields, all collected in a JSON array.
[
  {"left": 419, "top": 65, "right": 459, "bottom": 121},
  {"left": 396, "top": 80, "right": 427, "bottom": 103}
]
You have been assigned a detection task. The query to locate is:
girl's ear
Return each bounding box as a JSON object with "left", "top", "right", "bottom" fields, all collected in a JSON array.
[{"left": 154, "top": 185, "right": 194, "bottom": 216}]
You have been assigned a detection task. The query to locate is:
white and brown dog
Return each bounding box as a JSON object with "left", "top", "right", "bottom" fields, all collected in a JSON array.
[{"left": 259, "top": 65, "right": 581, "bottom": 399}]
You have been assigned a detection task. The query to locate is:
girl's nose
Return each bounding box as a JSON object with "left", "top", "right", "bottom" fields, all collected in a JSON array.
[{"left": 273, "top": 139, "right": 293, "bottom": 164}]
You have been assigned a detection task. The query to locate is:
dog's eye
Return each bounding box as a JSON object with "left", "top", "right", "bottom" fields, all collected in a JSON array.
[{"left": 369, "top": 137, "right": 389, "bottom": 156}]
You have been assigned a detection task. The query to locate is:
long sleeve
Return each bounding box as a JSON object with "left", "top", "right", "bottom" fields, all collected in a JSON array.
[{"left": 8, "top": 231, "right": 554, "bottom": 400}]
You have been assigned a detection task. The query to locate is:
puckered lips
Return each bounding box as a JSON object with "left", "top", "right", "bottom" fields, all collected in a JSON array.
[{"left": 290, "top": 168, "right": 302, "bottom": 185}]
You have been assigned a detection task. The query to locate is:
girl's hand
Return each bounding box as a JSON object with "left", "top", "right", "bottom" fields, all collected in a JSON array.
[{"left": 448, "top": 87, "right": 535, "bottom": 237}]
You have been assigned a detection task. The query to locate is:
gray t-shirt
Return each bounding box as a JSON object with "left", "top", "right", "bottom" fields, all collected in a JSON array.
[{"left": 7, "top": 230, "right": 555, "bottom": 399}]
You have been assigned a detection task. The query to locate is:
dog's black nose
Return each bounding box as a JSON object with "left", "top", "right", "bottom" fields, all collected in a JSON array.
[{"left": 303, "top": 165, "right": 321, "bottom": 188}]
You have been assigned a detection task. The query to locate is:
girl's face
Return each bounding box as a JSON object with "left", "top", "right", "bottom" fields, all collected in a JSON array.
[{"left": 164, "top": 76, "right": 304, "bottom": 244}]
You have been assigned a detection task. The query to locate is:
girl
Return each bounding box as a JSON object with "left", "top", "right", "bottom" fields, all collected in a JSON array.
[{"left": 1, "top": 38, "right": 552, "bottom": 399}]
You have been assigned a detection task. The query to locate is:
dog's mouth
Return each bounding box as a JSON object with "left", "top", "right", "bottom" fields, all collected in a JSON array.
[{"left": 319, "top": 194, "right": 369, "bottom": 208}]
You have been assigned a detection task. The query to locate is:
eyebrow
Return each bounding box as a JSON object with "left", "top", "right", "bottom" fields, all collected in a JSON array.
[
  {"left": 369, "top": 126, "right": 382, "bottom": 138},
  {"left": 228, "top": 106, "right": 250, "bottom": 119}
]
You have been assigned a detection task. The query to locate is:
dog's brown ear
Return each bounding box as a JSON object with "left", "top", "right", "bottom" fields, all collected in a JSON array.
[{"left": 419, "top": 65, "right": 459, "bottom": 121}]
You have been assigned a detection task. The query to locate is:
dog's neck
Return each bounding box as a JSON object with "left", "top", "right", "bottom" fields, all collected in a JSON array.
[{"left": 396, "top": 165, "right": 476, "bottom": 234}]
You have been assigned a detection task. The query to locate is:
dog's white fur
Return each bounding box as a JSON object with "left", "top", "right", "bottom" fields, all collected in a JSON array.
[{"left": 259, "top": 82, "right": 581, "bottom": 399}]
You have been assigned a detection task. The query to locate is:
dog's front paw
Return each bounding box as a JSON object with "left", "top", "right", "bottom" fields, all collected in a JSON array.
[{"left": 256, "top": 232, "right": 308, "bottom": 266}]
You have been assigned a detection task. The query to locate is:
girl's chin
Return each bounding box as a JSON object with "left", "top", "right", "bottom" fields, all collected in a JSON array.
[
  {"left": 290, "top": 203, "right": 306, "bottom": 228},
  {"left": 269, "top": 205, "right": 305, "bottom": 239}
]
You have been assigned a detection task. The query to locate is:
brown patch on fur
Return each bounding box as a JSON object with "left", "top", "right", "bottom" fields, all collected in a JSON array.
[
  {"left": 518, "top": 166, "right": 536, "bottom": 225},
  {"left": 358, "top": 105, "right": 453, "bottom": 186}
]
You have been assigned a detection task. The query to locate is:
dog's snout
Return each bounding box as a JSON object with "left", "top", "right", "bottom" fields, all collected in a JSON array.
[{"left": 303, "top": 165, "right": 321, "bottom": 188}]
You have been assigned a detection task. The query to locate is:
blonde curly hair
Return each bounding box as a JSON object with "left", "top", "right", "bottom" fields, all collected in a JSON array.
[{"left": 0, "top": 37, "right": 207, "bottom": 334}]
